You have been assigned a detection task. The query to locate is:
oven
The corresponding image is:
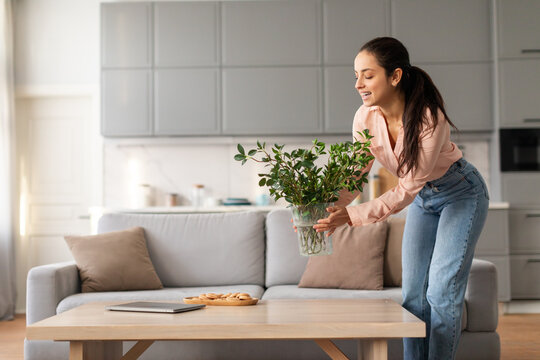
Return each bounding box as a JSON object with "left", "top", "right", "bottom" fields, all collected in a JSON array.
[{"left": 500, "top": 128, "right": 540, "bottom": 172}]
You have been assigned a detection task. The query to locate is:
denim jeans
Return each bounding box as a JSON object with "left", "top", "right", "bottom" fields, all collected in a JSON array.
[{"left": 401, "top": 157, "right": 489, "bottom": 360}]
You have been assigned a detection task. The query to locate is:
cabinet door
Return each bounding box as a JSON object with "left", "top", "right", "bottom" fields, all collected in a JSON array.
[
  {"left": 510, "top": 255, "right": 540, "bottom": 299},
  {"left": 154, "top": 69, "right": 220, "bottom": 135},
  {"left": 509, "top": 209, "right": 540, "bottom": 254},
  {"left": 421, "top": 63, "right": 493, "bottom": 131},
  {"left": 154, "top": 2, "right": 219, "bottom": 67},
  {"left": 497, "top": 0, "right": 540, "bottom": 59},
  {"left": 499, "top": 59, "right": 540, "bottom": 128},
  {"left": 101, "top": 3, "right": 151, "bottom": 68},
  {"left": 501, "top": 173, "right": 540, "bottom": 205},
  {"left": 391, "top": 0, "right": 491, "bottom": 63},
  {"left": 222, "top": 1, "right": 320, "bottom": 66},
  {"left": 324, "top": 66, "right": 362, "bottom": 133},
  {"left": 323, "top": 0, "right": 388, "bottom": 65},
  {"left": 475, "top": 209, "right": 509, "bottom": 255},
  {"left": 222, "top": 67, "right": 322, "bottom": 135},
  {"left": 101, "top": 70, "right": 152, "bottom": 136},
  {"left": 474, "top": 255, "right": 511, "bottom": 301}
]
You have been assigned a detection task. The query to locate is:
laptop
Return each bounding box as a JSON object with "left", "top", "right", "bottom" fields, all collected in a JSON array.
[{"left": 105, "top": 301, "right": 205, "bottom": 314}]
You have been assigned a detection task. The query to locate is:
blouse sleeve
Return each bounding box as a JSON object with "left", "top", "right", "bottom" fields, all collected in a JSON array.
[
  {"left": 334, "top": 106, "right": 375, "bottom": 212},
  {"left": 345, "top": 110, "right": 449, "bottom": 226}
]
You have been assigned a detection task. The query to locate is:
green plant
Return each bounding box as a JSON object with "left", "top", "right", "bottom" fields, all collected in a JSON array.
[{"left": 233, "top": 130, "right": 374, "bottom": 206}]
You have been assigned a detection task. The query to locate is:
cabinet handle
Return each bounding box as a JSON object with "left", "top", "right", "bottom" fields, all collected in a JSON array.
[
  {"left": 525, "top": 214, "right": 540, "bottom": 218},
  {"left": 523, "top": 119, "right": 540, "bottom": 123},
  {"left": 521, "top": 49, "right": 540, "bottom": 53},
  {"left": 527, "top": 259, "right": 540, "bottom": 263}
]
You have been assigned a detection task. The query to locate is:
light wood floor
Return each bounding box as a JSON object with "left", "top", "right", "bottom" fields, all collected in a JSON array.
[{"left": 1, "top": 313, "right": 539, "bottom": 359}]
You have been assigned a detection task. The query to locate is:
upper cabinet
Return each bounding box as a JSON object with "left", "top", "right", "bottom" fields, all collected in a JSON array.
[
  {"left": 323, "top": 0, "right": 388, "bottom": 65},
  {"left": 221, "top": 1, "right": 320, "bottom": 66},
  {"left": 391, "top": 0, "right": 492, "bottom": 63},
  {"left": 497, "top": 0, "right": 540, "bottom": 59},
  {"left": 154, "top": 2, "right": 219, "bottom": 67},
  {"left": 101, "top": 3, "right": 152, "bottom": 68}
]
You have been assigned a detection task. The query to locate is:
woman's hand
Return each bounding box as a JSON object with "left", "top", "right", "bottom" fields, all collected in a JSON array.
[{"left": 312, "top": 206, "right": 351, "bottom": 236}]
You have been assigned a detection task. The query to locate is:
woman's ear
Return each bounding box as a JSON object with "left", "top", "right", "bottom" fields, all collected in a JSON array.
[{"left": 392, "top": 68, "right": 403, "bottom": 87}]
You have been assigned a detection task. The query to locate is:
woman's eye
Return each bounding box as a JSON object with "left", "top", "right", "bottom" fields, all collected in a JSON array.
[{"left": 365, "top": 77, "right": 373, "bottom": 79}]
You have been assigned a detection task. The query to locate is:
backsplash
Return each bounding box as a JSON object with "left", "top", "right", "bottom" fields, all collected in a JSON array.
[{"left": 103, "top": 138, "right": 491, "bottom": 208}]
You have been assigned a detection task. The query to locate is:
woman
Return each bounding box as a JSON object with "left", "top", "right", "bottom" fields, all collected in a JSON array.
[{"left": 313, "top": 37, "right": 489, "bottom": 359}]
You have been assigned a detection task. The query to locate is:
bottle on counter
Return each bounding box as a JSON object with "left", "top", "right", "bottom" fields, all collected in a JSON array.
[
  {"left": 166, "top": 193, "right": 178, "bottom": 207},
  {"left": 191, "top": 184, "right": 205, "bottom": 207},
  {"left": 136, "top": 184, "right": 154, "bottom": 208}
]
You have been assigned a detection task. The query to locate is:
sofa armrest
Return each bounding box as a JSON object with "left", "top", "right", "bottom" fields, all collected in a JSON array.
[
  {"left": 26, "top": 261, "right": 80, "bottom": 325},
  {"left": 464, "top": 258, "right": 498, "bottom": 332}
]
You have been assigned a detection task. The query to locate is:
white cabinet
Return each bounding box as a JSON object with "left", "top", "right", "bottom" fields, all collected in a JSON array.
[
  {"left": 421, "top": 63, "right": 493, "bottom": 131},
  {"left": 154, "top": 2, "right": 219, "bottom": 67},
  {"left": 391, "top": 0, "right": 491, "bottom": 63},
  {"left": 499, "top": 59, "right": 540, "bottom": 128},
  {"left": 508, "top": 209, "right": 540, "bottom": 254},
  {"left": 222, "top": 67, "right": 322, "bottom": 135},
  {"left": 154, "top": 69, "right": 220, "bottom": 136},
  {"left": 101, "top": 3, "right": 151, "bottom": 68},
  {"left": 221, "top": 1, "right": 320, "bottom": 66},
  {"left": 501, "top": 173, "right": 540, "bottom": 206},
  {"left": 510, "top": 255, "right": 540, "bottom": 299},
  {"left": 324, "top": 66, "right": 362, "bottom": 133},
  {"left": 101, "top": 70, "right": 152, "bottom": 136},
  {"left": 323, "top": 0, "right": 388, "bottom": 65},
  {"left": 497, "top": 0, "right": 540, "bottom": 59}
]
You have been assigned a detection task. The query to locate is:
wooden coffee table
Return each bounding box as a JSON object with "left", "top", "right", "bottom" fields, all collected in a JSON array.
[{"left": 26, "top": 298, "right": 424, "bottom": 360}]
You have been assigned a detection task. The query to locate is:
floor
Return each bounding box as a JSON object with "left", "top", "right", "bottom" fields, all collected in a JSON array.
[{"left": 1, "top": 312, "right": 540, "bottom": 359}]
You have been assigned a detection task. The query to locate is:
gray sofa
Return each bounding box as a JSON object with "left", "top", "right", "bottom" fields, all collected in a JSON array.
[{"left": 25, "top": 209, "right": 500, "bottom": 360}]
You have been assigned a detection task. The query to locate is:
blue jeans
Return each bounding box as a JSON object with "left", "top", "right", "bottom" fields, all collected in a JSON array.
[{"left": 401, "top": 157, "right": 489, "bottom": 360}]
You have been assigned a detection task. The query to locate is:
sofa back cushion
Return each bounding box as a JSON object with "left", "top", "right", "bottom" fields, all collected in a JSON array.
[
  {"left": 98, "top": 211, "right": 266, "bottom": 287},
  {"left": 384, "top": 217, "right": 405, "bottom": 287}
]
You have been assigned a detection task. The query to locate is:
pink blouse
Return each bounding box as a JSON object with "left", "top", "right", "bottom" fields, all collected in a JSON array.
[{"left": 335, "top": 104, "right": 463, "bottom": 227}]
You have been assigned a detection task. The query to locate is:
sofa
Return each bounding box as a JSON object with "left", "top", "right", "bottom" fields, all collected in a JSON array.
[{"left": 25, "top": 209, "right": 500, "bottom": 360}]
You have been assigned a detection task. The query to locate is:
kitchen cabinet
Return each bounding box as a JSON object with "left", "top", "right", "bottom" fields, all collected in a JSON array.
[
  {"left": 501, "top": 173, "right": 540, "bottom": 206},
  {"left": 497, "top": 0, "right": 540, "bottom": 59},
  {"left": 323, "top": 0, "right": 388, "bottom": 65},
  {"left": 499, "top": 59, "right": 540, "bottom": 128},
  {"left": 154, "top": 2, "right": 219, "bottom": 67},
  {"left": 390, "top": 0, "right": 491, "bottom": 63},
  {"left": 510, "top": 255, "right": 540, "bottom": 299},
  {"left": 154, "top": 69, "right": 220, "bottom": 135},
  {"left": 324, "top": 66, "right": 362, "bottom": 133},
  {"left": 101, "top": 70, "right": 152, "bottom": 137},
  {"left": 222, "top": 67, "right": 322, "bottom": 135},
  {"left": 101, "top": 3, "right": 151, "bottom": 68},
  {"left": 421, "top": 63, "right": 493, "bottom": 131},
  {"left": 474, "top": 208, "right": 511, "bottom": 301},
  {"left": 508, "top": 208, "right": 540, "bottom": 254},
  {"left": 221, "top": 1, "right": 320, "bottom": 66}
]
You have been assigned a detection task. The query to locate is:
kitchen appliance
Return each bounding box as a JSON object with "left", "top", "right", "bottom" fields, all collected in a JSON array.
[{"left": 500, "top": 128, "right": 540, "bottom": 172}]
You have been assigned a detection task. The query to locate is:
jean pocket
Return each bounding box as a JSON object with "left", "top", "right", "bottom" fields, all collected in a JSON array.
[
  {"left": 431, "top": 173, "right": 469, "bottom": 192},
  {"left": 465, "top": 170, "right": 490, "bottom": 200}
]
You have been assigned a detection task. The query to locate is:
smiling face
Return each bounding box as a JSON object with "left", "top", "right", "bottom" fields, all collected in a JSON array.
[{"left": 354, "top": 50, "right": 403, "bottom": 107}]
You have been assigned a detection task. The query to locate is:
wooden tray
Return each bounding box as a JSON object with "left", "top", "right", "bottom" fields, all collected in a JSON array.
[{"left": 183, "top": 296, "right": 259, "bottom": 306}]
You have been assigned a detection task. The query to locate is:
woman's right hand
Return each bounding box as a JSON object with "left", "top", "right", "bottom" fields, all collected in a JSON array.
[{"left": 290, "top": 218, "right": 297, "bottom": 232}]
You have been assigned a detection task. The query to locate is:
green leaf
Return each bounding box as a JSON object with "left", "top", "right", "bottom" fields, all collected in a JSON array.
[
  {"left": 234, "top": 154, "right": 245, "bottom": 161},
  {"left": 248, "top": 149, "right": 257, "bottom": 156},
  {"left": 241, "top": 159, "right": 247, "bottom": 165},
  {"left": 237, "top": 144, "right": 245, "bottom": 155},
  {"left": 259, "top": 178, "right": 266, "bottom": 186},
  {"left": 257, "top": 140, "right": 261, "bottom": 148}
]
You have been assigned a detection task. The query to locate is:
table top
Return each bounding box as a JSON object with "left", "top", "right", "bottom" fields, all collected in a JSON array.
[{"left": 26, "top": 298, "right": 425, "bottom": 341}]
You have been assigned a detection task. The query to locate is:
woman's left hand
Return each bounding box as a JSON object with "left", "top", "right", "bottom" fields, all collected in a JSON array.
[{"left": 313, "top": 206, "right": 351, "bottom": 236}]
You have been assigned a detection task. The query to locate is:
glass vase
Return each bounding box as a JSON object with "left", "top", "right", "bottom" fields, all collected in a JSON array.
[{"left": 290, "top": 202, "right": 334, "bottom": 256}]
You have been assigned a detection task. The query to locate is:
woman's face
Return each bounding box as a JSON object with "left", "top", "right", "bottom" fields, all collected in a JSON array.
[{"left": 354, "top": 50, "right": 402, "bottom": 107}]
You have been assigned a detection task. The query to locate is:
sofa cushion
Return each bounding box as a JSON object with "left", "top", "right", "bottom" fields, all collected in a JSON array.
[
  {"left": 64, "top": 227, "right": 163, "bottom": 292},
  {"left": 262, "top": 285, "right": 467, "bottom": 331},
  {"left": 265, "top": 209, "right": 309, "bottom": 287},
  {"left": 98, "top": 212, "right": 266, "bottom": 287},
  {"left": 56, "top": 285, "right": 265, "bottom": 314},
  {"left": 298, "top": 221, "right": 387, "bottom": 290},
  {"left": 385, "top": 217, "right": 404, "bottom": 287}
]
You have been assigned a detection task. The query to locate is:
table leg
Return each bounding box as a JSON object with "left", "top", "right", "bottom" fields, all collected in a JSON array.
[
  {"left": 358, "top": 339, "right": 387, "bottom": 360},
  {"left": 314, "top": 339, "right": 350, "bottom": 360},
  {"left": 69, "top": 341, "right": 122, "bottom": 360}
]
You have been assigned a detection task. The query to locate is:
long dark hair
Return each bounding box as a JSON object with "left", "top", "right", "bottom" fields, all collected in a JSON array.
[{"left": 359, "top": 37, "right": 458, "bottom": 177}]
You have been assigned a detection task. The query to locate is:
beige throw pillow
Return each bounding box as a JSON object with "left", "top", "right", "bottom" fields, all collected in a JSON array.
[
  {"left": 384, "top": 217, "right": 404, "bottom": 287},
  {"left": 65, "top": 227, "right": 163, "bottom": 292},
  {"left": 298, "top": 221, "right": 388, "bottom": 290}
]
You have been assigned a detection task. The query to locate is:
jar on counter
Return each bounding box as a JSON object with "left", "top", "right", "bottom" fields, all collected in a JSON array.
[
  {"left": 166, "top": 193, "right": 178, "bottom": 207},
  {"left": 136, "top": 184, "right": 154, "bottom": 208},
  {"left": 191, "top": 184, "right": 205, "bottom": 207}
]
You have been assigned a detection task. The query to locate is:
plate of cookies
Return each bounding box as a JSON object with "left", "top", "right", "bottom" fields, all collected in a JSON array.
[{"left": 183, "top": 292, "right": 258, "bottom": 306}]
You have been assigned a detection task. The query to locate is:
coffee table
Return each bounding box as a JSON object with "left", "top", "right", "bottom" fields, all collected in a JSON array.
[{"left": 26, "top": 298, "right": 424, "bottom": 360}]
